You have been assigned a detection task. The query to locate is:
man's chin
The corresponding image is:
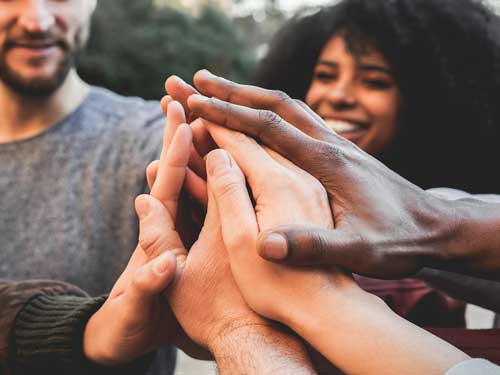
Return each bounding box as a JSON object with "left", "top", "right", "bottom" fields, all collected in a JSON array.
[{"left": 0, "top": 60, "right": 72, "bottom": 97}]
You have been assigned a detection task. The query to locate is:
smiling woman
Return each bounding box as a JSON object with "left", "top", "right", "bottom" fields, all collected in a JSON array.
[
  {"left": 254, "top": 0, "right": 500, "bottom": 193},
  {"left": 305, "top": 34, "right": 401, "bottom": 156},
  {"left": 252, "top": 0, "right": 500, "bottom": 331}
]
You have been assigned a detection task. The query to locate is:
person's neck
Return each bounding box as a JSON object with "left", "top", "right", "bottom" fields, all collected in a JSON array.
[{"left": 0, "top": 70, "right": 90, "bottom": 143}]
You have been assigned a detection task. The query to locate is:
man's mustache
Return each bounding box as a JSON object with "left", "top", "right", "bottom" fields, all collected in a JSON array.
[{"left": 4, "top": 33, "right": 70, "bottom": 51}]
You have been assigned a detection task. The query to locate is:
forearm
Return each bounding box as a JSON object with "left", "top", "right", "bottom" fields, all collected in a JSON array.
[
  {"left": 438, "top": 198, "right": 500, "bottom": 280},
  {"left": 417, "top": 268, "right": 500, "bottom": 312},
  {"left": 209, "top": 323, "right": 316, "bottom": 375},
  {"left": 289, "top": 288, "right": 468, "bottom": 375}
]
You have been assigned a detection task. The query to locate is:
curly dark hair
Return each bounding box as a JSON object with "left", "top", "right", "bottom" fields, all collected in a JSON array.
[{"left": 254, "top": 0, "right": 500, "bottom": 193}]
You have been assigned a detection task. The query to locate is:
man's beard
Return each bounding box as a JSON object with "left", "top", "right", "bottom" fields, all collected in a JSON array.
[{"left": 0, "top": 32, "right": 82, "bottom": 98}]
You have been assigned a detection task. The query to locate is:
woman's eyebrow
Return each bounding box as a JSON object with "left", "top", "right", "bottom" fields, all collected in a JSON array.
[
  {"left": 316, "top": 60, "right": 338, "bottom": 68},
  {"left": 358, "top": 64, "right": 392, "bottom": 74}
]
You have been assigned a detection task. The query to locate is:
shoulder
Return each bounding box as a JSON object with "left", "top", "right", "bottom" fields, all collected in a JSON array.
[
  {"left": 78, "top": 86, "right": 164, "bottom": 136},
  {"left": 69, "top": 86, "right": 164, "bottom": 157}
]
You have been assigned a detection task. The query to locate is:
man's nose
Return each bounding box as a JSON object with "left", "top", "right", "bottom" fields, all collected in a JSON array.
[{"left": 17, "top": 0, "right": 56, "bottom": 33}]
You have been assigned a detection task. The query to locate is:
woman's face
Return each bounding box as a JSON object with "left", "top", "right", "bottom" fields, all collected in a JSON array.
[{"left": 306, "top": 35, "right": 402, "bottom": 155}]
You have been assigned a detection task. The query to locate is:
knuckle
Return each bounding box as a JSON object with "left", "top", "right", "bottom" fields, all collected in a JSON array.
[
  {"left": 310, "top": 231, "right": 331, "bottom": 261},
  {"left": 212, "top": 172, "right": 244, "bottom": 199},
  {"left": 256, "top": 110, "right": 285, "bottom": 139},
  {"left": 139, "top": 227, "right": 165, "bottom": 258},
  {"left": 316, "top": 142, "right": 343, "bottom": 163},
  {"left": 269, "top": 89, "right": 292, "bottom": 108}
]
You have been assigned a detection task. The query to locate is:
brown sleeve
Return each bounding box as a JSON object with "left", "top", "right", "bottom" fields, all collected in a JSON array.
[{"left": 0, "top": 279, "right": 87, "bottom": 374}]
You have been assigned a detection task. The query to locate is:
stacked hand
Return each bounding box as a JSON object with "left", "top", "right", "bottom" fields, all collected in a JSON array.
[
  {"left": 164, "top": 70, "right": 500, "bottom": 280},
  {"left": 83, "top": 100, "right": 315, "bottom": 374}
]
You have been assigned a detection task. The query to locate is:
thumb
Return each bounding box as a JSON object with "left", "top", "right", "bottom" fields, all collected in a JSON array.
[
  {"left": 124, "top": 251, "right": 177, "bottom": 307},
  {"left": 135, "top": 194, "right": 185, "bottom": 260},
  {"left": 257, "top": 225, "right": 367, "bottom": 270},
  {"left": 206, "top": 149, "right": 258, "bottom": 253}
]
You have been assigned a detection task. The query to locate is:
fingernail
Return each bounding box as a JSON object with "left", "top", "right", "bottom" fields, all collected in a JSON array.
[
  {"left": 207, "top": 149, "right": 231, "bottom": 176},
  {"left": 197, "top": 69, "right": 213, "bottom": 79},
  {"left": 262, "top": 233, "right": 288, "bottom": 260},
  {"left": 135, "top": 197, "right": 151, "bottom": 220},
  {"left": 153, "top": 252, "right": 173, "bottom": 275}
]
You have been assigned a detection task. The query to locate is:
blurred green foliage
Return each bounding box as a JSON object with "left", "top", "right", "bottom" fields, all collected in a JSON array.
[{"left": 77, "top": 0, "right": 256, "bottom": 99}]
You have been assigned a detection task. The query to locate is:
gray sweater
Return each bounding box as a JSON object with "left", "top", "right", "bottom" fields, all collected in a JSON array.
[{"left": 0, "top": 86, "right": 175, "bottom": 374}]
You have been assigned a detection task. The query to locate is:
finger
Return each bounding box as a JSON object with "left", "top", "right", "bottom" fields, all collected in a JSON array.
[
  {"left": 146, "top": 160, "right": 160, "bottom": 191},
  {"left": 206, "top": 149, "right": 258, "bottom": 253},
  {"left": 151, "top": 123, "right": 192, "bottom": 218},
  {"left": 257, "top": 226, "right": 369, "bottom": 271},
  {"left": 160, "top": 95, "right": 173, "bottom": 116},
  {"left": 185, "top": 168, "right": 208, "bottom": 208},
  {"left": 125, "top": 251, "right": 177, "bottom": 306},
  {"left": 135, "top": 194, "right": 186, "bottom": 260},
  {"left": 160, "top": 101, "right": 187, "bottom": 160},
  {"left": 188, "top": 145, "right": 207, "bottom": 180},
  {"left": 191, "top": 118, "right": 218, "bottom": 157},
  {"left": 203, "top": 120, "right": 280, "bottom": 191},
  {"left": 188, "top": 95, "right": 347, "bottom": 182},
  {"left": 165, "top": 75, "right": 199, "bottom": 122},
  {"left": 193, "top": 69, "right": 333, "bottom": 141}
]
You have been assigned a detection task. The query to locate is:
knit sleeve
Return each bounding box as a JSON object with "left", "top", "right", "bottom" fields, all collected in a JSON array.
[{"left": 11, "top": 293, "right": 156, "bottom": 375}]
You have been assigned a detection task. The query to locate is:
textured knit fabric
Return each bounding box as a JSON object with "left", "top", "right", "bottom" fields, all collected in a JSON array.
[
  {"left": 444, "top": 359, "right": 500, "bottom": 375},
  {"left": 0, "top": 279, "right": 87, "bottom": 375},
  {"left": 0, "top": 86, "right": 163, "bottom": 296},
  {"left": 13, "top": 294, "right": 155, "bottom": 375},
  {"left": 0, "top": 86, "right": 175, "bottom": 374}
]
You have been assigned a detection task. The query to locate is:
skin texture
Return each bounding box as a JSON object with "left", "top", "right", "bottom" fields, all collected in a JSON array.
[
  {"left": 171, "top": 70, "right": 500, "bottom": 281},
  {"left": 204, "top": 143, "right": 468, "bottom": 375},
  {"left": 142, "top": 101, "right": 317, "bottom": 374},
  {"left": 305, "top": 35, "right": 401, "bottom": 156}
]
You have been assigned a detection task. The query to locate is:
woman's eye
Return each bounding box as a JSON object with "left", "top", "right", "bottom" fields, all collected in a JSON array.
[
  {"left": 314, "top": 71, "right": 336, "bottom": 82},
  {"left": 363, "top": 78, "right": 393, "bottom": 89}
]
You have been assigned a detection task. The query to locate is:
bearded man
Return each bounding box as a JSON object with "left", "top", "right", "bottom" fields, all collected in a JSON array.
[{"left": 0, "top": 1, "right": 175, "bottom": 373}]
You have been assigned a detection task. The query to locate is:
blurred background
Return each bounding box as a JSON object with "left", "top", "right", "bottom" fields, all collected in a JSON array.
[{"left": 76, "top": 0, "right": 334, "bottom": 100}]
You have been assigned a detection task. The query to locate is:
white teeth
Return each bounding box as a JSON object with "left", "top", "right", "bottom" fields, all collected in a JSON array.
[{"left": 324, "top": 119, "right": 363, "bottom": 134}]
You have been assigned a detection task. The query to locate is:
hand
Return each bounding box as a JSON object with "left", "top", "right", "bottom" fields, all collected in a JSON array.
[
  {"left": 165, "top": 171, "right": 270, "bottom": 351},
  {"left": 202, "top": 124, "right": 356, "bottom": 325},
  {"left": 203, "top": 123, "right": 468, "bottom": 375},
  {"left": 151, "top": 99, "right": 272, "bottom": 350},
  {"left": 83, "top": 101, "right": 194, "bottom": 365},
  {"left": 186, "top": 69, "right": 466, "bottom": 279}
]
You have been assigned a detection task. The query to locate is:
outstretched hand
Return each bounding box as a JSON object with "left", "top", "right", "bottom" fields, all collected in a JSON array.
[
  {"left": 82, "top": 101, "right": 197, "bottom": 365},
  {"left": 183, "top": 69, "right": 467, "bottom": 280}
]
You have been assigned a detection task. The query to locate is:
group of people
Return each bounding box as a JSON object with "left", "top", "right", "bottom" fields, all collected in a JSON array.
[{"left": 1, "top": 0, "right": 500, "bottom": 374}]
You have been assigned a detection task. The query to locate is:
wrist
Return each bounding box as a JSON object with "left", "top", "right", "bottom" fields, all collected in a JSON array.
[
  {"left": 209, "top": 320, "right": 316, "bottom": 375},
  {"left": 207, "top": 317, "right": 271, "bottom": 356},
  {"left": 287, "top": 284, "right": 383, "bottom": 337},
  {"left": 82, "top": 311, "right": 111, "bottom": 365}
]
